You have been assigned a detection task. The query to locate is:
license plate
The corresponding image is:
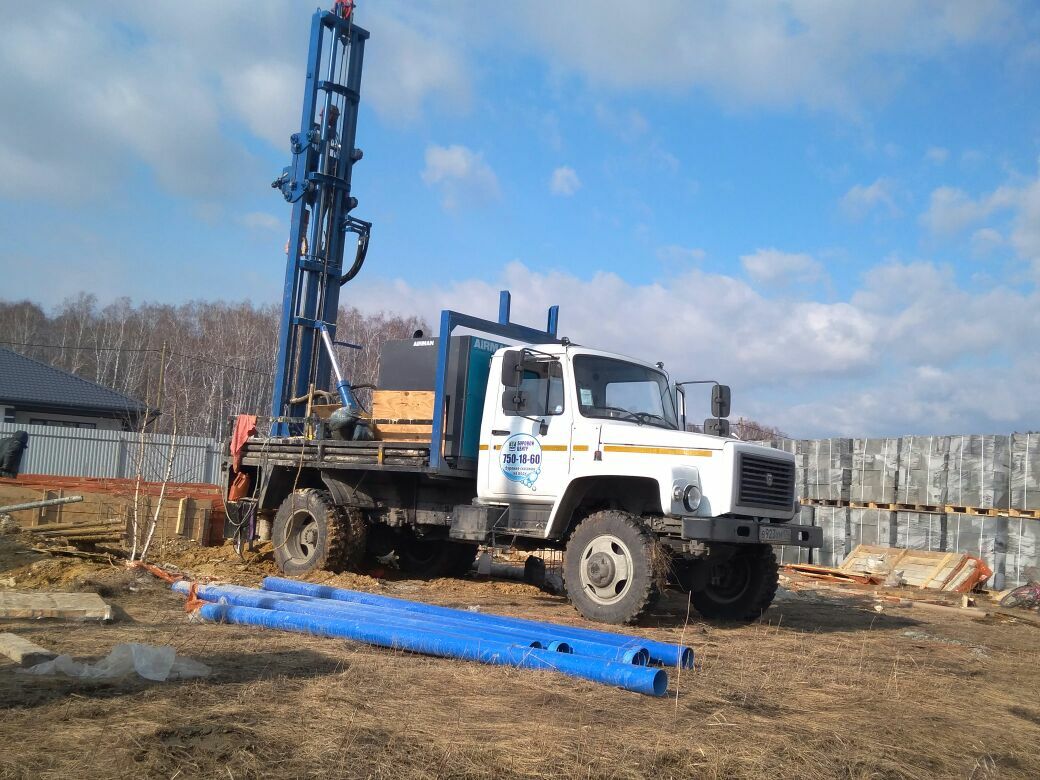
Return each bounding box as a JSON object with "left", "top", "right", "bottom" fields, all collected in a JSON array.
[{"left": 759, "top": 525, "right": 790, "bottom": 543}]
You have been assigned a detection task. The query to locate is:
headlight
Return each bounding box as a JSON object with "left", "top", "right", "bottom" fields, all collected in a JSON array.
[{"left": 682, "top": 484, "right": 701, "bottom": 512}]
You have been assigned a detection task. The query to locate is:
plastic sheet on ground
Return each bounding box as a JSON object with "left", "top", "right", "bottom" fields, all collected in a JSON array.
[{"left": 20, "top": 642, "right": 210, "bottom": 682}]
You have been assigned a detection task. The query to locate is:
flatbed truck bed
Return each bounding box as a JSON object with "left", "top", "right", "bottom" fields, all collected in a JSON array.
[{"left": 235, "top": 436, "right": 454, "bottom": 475}]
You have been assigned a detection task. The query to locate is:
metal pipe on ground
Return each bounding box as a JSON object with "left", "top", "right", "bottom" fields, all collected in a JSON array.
[
  {"left": 193, "top": 601, "right": 668, "bottom": 697},
  {"left": 172, "top": 582, "right": 646, "bottom": 665},
  {"left": 0, "top": 496, "right": 84, "bottom": 513},
  {"left": 262, "top": 576, "right": 693, "bottom": 669}
]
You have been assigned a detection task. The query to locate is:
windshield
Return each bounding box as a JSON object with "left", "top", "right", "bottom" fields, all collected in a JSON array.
[{"left": 572, "top": 355, "right": 679, "bottom": 429}]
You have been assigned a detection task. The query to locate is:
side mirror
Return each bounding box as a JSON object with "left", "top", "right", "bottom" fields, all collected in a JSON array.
[
  {"left": 500, "top": 350, "right": 523, "bottom": 388},
  {"left": 711, "top": 384, "right": 731, "bottom": 418},
  {"left": 704, "top": 417, "right": 731, "bottom": 437},
  {"left": 502, "top": 388, "right": 528, "bottom": 415}
]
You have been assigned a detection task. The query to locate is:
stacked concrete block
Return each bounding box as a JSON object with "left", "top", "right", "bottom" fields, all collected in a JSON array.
[
  {"left": 896, "top": 436, "right": 949, "bottom": 506},
  {"left": 850, "top": 438, "right": 900, "bottom": 504},
  {"left": 1006, "top": 517, "right": 1039, "bottom": 588},
  {"left": 813, "top": 506, "right": 849, "bottom": 567},
  {"left": 946, "top": 435, "right": 1012, "bottom": 510},
  {"left": 1011, "top": 433, "right": 1040, "bottom": 511},
  {"left": 778, "top": 504, "right": 816, "bottom": 565},
  {"left": 848, "top": 507, "right": 897, "bottom": 550},
  {"left": 894, "top": 511, "right": 945, "bottom": 552},
  {"left": 802, "top": 438, "right": 852, "bottom": 502}
]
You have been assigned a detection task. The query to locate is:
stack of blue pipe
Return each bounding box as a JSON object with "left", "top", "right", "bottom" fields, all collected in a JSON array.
[{"left": 172, "top": 576, "right": 694, "bottom": 697}]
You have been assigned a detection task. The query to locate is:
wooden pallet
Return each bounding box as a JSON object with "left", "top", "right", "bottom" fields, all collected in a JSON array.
[
  {"left": 803, "top": 498, "right": 1036, "bottom": 518},
  {"left": 1008, "top": 507, "right": 1040, "bottom": 519},
  {"left": 837, "top": 544, "right": 992, "bottom": 592},
  {"left": 943, "top": 505, "right": 1002, "bottom": 517},
  {"left": 848, "top": 501, "right": 898, "bottom": 511}
]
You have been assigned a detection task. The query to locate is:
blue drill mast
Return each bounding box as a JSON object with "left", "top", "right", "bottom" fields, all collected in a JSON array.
[{"left": 270, "top": 1, "right": 370, "bottom": 435}]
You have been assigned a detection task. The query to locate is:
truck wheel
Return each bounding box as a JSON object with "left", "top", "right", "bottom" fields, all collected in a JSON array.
[
  {"left": 272, "top": 489, "right": 366, "bottom": 576},
  {"left": 690, "top": 545, "right": 778, "bottom": 622},
  {"left": 563, "top": 510, "right": 660, "bottom": 625}
]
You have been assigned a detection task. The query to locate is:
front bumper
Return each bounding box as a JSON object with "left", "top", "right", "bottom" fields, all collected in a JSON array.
[{"left": 682, "top": 516, "right": 822, "bottom": 548}]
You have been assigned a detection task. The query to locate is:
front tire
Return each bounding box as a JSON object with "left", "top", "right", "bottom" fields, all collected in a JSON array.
[
  {"left": 272, "top": 489, "right": 367, "bottom": 576},
  {"left": 690, "top": 545, "right": 778, "bottom": 622},
  {"left": 563, "top": 510, "right": 660, "bottom": 624}
]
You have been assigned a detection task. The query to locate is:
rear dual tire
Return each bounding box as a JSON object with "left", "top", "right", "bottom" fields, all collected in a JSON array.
[
  {"left": 272, "top": 489, "right": 366, "bottom": 576},
  {"left": 683, "top": 545, "right": 779, "bottom": 622}
]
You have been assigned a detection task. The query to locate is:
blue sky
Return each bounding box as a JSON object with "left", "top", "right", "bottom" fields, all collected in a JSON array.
[{"left": 2, "top": 1, "right": 1039, "bottom": 437}]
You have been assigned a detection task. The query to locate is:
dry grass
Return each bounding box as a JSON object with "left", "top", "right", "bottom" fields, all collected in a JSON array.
[{"left": 1, "top": 537, "right": 1039, "bottom": 779}]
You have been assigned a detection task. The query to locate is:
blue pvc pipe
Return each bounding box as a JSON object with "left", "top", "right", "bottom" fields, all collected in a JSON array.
[
  {"left": 173, "top": 582, "right": 646, "bottom": 665},
  {"left": 173, "top": 581, "right": 572, "bottom": 654},
  {"left": 195, "top": 602, "right": 668, "bottom": 697},
  {"left": 262, "top": 576, "right": 693, "bottom": 669}
]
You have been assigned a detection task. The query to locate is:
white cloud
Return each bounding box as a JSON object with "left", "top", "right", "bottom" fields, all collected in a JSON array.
[
  {"left": 350, "top": 257, "right": 1040, "bottom": 436},
  {"left": 920, "top": 171, "right": 1040, "bottom": 274},
  {"left": 925, "top": 146, "right": 950, "bottom": 164},
  {"left": 921, "top": 186, "right": 995, "bottom": 234},
  {"left": 240, "top": 212, "right": 282, "bottom": 232},
  {"left": 0, "top": 4, "right": 251, "bottom": 202},
  {"left": 421, "top": 144, "right": 500, "bottom": 211},
  {"left": 507, "top": 0, "right": 1016, "bottom": 113},
  {"left": 223, "top": 61, "right": 299, "bottom": 148},
  {"left": 741, "top": 249, "right": 825, "bottom": 286},
  {"left": 971, "top": 227, "right": 1004, "bottom": 255},
  {"left": 363, "top": 10, "right": 471, "bottom": 122},
  {"left": 840, "top": 177, "right": 899, "bottom": 219},
  {"left": 594, "top": 104, "right": 650, "bottom": 140},
  {"left": 657, "top": 245, "right": 706, "bottom": 265},
  {"left": 549, "top": 166, "right": 582, "bottom": 196}
]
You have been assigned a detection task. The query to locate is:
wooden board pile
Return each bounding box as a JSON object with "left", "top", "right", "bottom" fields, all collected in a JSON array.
[
  {"left": 0, "top": 475, "right": 223, "bottom": 547},
  {"left": 16, "top": 516, "right": 127, "bottom": 547},
  {"left": 786, "top": 543, "right": 993, "bottom": 593}
]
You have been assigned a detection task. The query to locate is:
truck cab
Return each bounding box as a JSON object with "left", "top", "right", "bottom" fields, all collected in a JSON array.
[{"left": 450, "top": 342, "right": 821, "bottom": 622}]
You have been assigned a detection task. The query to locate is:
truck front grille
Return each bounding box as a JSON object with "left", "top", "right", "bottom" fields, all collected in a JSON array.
[{"left": 737, "top": 454, "right": 795, "bottom": 510}]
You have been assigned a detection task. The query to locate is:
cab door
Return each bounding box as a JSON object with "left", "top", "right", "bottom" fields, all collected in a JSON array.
[{"left": 485, "top": 356, "right": 571, "bottom": 502}]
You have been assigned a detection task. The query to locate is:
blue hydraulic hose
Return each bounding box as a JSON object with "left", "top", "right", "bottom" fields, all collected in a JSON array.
[
  {"left": 262, "top": 576, "right": 693, "bottom": 669},
  {"left": 194, "top": 602, "right": 668, "bottom": 697},
  {"left": 172, "top": 581, "right": 575, "bottom": 654}
]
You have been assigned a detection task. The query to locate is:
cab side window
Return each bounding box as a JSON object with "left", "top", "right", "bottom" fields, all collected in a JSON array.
[{"left": 517, "top": 360, "right": 565, "bottom": 416}]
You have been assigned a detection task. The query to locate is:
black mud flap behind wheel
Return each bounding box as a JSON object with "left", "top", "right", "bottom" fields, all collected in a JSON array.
[{"left": 399, "top": 536, "right": 479, "bottom": 578}]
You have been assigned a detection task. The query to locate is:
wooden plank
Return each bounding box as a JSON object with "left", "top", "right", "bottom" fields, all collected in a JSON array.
[
  {"left": 311, "top": 403, "right": 341, "bottom": 421},
  {"left": 0, "top": 592, "right": 112, "bottom": 621},
  {"left": 374, "top": 428, "right": 433, "bottom": 442},
  {"left": 371, "top": 390, "right": 435, "bottom": 421},
  {"left": 0, "top": 633, "right": 56, "bottom": 667}
]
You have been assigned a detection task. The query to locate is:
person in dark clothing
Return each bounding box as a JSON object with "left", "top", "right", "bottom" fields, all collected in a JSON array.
[{"left": 0, "top": 431, "right": 28, "bottom": 478}]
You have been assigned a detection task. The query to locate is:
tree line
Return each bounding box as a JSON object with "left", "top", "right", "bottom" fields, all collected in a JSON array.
[{"left": 0, "top": 295, "right": 424, "bottom": 439}]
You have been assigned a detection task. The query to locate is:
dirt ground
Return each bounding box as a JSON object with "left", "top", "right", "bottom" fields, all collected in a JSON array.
[{"left": 1, "top": 533, "right": 1039, "bottom": 780}]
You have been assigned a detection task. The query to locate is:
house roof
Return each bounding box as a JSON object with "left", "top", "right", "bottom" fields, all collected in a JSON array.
[{"left": 0, "top": 347, "right": 148, "bottom": 418}]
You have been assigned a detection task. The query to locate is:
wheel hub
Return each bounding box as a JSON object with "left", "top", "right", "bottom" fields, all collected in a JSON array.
[
  {"left": 585, "top": 552, "right": 616, "bottom": 587},
  {"left": 577, "top": 534, "right": 634, "bottom": 605},
  {"left": 286, "top": 511, "right": 320, "bottom": 564}
]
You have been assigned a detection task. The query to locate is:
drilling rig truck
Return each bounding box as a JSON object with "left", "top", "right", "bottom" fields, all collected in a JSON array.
[{"left": 223, "top": 2, "right": 822, "bottom": 625}]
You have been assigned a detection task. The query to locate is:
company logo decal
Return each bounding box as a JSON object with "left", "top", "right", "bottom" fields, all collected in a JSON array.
[{"left": 500, "top": 433, "right": 542, "bottom": 490}]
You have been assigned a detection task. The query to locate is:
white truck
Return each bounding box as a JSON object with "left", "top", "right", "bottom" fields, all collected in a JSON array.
[{"left": 225, "top": 298, "right": 821, "bottom": 624}]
